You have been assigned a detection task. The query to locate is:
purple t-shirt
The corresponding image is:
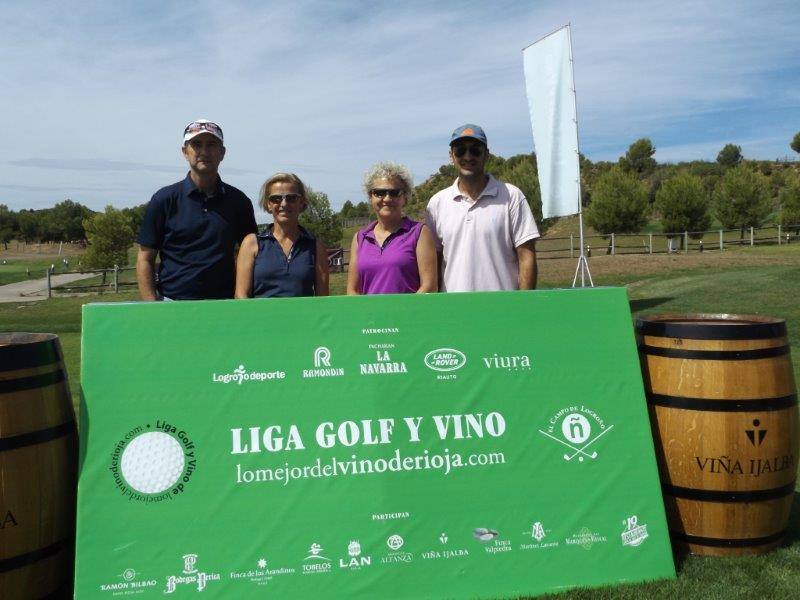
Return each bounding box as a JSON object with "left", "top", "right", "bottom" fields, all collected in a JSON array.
[{"left": 357, "top": 217, "right": 423, "bottom": 294}]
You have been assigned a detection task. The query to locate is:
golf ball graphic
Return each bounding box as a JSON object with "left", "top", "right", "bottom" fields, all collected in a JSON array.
[{"left": 120, "top": 431, "right": 185, "bottom": 494}]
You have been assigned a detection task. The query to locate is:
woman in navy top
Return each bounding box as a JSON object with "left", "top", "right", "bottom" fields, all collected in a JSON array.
[{"left": 235, "top": 173, "right": 329, "bottom": 298}]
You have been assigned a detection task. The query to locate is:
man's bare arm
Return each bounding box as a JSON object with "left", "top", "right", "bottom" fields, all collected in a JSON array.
[
  {"left": 516, "top": 239, "right": 537, "bottom": 290},
  {"left": 136, "top": 245, "right": 159, "bottom": 301}
]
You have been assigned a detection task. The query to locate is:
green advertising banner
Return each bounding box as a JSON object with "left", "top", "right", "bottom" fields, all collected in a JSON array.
[{"left": 75, "top": 287, "right": 674, "bottom": 598}]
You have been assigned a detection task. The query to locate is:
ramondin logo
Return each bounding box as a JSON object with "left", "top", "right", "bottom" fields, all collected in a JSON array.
[
  {"left": 424, "top": 348, "right": 467, "bottom": 372},
  {"left": 212, "top": 364, "right": 286, "bottom": 384},
  {"left": 303, "top": 347, "right": 344, "bottom": 378}
]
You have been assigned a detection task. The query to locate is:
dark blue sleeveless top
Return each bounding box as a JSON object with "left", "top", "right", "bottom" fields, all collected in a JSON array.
[{"left": 252, "top": 225, "right": 317, "bottom": 297}]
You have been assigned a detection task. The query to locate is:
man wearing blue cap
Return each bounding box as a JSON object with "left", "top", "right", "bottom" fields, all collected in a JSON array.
[
  {"left": 136, "top": 120, "right": 257, "bottom": 300},
  {"left": 425, "top": 124, "right": 539, "bottom": 292}
]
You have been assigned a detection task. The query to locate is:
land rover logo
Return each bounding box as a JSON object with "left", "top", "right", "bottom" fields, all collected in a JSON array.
[{"left": 424, "top": 348, "right": 467, "bottom": 372}]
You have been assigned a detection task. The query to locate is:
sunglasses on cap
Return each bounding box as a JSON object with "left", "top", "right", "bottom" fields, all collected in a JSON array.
[
  {"left": 184, "top": 121, "right": 223, "bottom": 137},
  {"left": 370, "top": 188, "right": 405, "bottom": 199},
  {"left": 268, "top": 193, "right": 302, "bottom": 204},
  {"left": 451, "top": 144, "right": 484, "bottom": 158}
]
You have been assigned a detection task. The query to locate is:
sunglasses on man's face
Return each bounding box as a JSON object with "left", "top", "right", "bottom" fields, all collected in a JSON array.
[
  {"left": 268, "top": 193, "right": 302, "bottom": 204},
  {"left": 452, "top": 144, "right": 484, "bottom": 158},
  {"left": 370, "top": 189, "right": 404, "bottom": 199}
]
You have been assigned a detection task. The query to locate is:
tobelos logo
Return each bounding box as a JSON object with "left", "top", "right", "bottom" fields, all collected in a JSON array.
[
  {"left": 212, "top": 364, "right": 286, "bottom": 384},
  {"left": 424, "top": 348, "right": 467, "bottom": 372},
  {"left": 539, "top": 406, "right": 614, "bottom": 463}
]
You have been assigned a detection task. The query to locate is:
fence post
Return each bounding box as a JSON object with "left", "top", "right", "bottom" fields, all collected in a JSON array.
[
  {"left": 778, "top": 224, "right": 781, "bottom": 245},
  {"left": 47, "top": 266, "right": 52, "bottom": 299},
  {"left": 113, "top": 265, "right": 119, "bottom": 293},
  {"left": 684, "top": 231, "right": 689, "bottom": 253},
  {"left": 570, "top": 234, "right": 574, "bottom": 259},
  {"left": 719, "top": 230, "right": 723, "bottom": 251},
  {"left": 611, "top": 233, "right": 615, "bottom": 255},
  {"left": 750, "top": 226, "right": 754, "bottom": 247},
  {"left": 648, "top": 233, "right": 653, "bottom": 254}
]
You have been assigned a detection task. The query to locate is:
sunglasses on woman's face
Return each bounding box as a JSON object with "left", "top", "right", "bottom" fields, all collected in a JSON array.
[
  {"left": 452, "top": 144, "right": 484, "bottom": 158},
  {"left": 268, "top": 193, "right": 302, "bottom": 204},
  {"left": 370, "top": 189, "right": 404, "bottom": 199}
]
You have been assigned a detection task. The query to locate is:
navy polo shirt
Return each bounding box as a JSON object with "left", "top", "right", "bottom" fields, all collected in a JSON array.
[
  {"left": 252, "top": 225, "right": 317, "bottom": 297},
  {"left": 137, "top": 174, "right": 257, "bottom": 300}
]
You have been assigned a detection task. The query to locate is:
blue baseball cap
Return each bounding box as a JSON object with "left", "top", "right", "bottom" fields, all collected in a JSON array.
[{"left": 450, "top": 124, "right": 487, "bottom": 146}]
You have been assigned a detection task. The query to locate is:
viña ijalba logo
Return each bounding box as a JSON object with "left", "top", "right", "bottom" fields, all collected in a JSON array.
[
  {"left": 303, "top": 347, "right": 344, "bottom": 378},
  {"left": 539, "top": 406, "right": 614, "bottom": 463},
  {"left": 212, "top": 364, "right": 285, "bottom": 384}
]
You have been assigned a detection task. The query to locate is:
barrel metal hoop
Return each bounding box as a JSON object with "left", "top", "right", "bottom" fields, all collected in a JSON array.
[
  {"left": 0, "top": 369, "right": 66, "bottom": 394},
  {"left": 639, "top": 344, "right": 790, "bottom": 361},
  {"left": 669, "top": 529, "right": 786, "bottom": 548},
  {"left": 0, "top": 538, "right": 69, "bottom": 573},
  {"left": 648, "top": 393, "right": 798, "bottom": 412},
  {"left": 0, "top": 420, "right": 76, "bottom": 452},
  {"left": 0, "top": 339, "right": 62, "bottom": 372},
  {"left": 663, "top": 481, "right": 796, "bottom": 503},
  {"left": 635, "top": 319, "right": 786, "bottom": 340}
]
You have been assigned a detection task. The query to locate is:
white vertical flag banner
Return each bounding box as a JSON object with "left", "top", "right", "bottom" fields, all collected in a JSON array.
[{"left": 523, "top": 25, "right": 581, "bottom": 218}]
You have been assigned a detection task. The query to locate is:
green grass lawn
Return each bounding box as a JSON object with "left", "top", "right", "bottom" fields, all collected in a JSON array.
[
  {"left": 2, "top": 248, "right": 799, "bottom": 599},
  {"left": 0, "top": 257, "right": 67, "bottom": 284}
]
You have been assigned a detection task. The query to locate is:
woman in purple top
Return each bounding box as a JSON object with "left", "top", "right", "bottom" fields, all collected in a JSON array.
[{"left": 347, "top": 162, "right": 437, "bottom": 295}]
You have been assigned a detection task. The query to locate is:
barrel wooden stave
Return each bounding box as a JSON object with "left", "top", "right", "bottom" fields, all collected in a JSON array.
[
  {"left": 0, "top": 333, "right": 77, "bottom": 599},
  {"left": 637, "top": 314, "right": 798, "bottom": 556}
]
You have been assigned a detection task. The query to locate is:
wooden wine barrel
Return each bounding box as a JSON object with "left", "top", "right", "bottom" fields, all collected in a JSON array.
[
  {"left": 636, "top": 314, "right": 798, "bottom": 556},
  {"left": 0, "top": 333, "right": 77, "bottom": 598}
]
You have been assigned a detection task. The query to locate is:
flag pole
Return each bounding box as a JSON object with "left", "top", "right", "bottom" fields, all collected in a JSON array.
[{"left": 566, "top": 23, "right": 593, "bottom": 288}]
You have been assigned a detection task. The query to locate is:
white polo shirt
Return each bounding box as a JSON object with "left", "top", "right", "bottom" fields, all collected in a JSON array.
[{"left": 425, "top": 175, "right": 540, "bottom": 292}]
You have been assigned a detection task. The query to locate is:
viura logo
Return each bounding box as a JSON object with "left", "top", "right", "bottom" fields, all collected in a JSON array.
[
  {"left": 212, "top": 364, "right": 285, "bottom": 384},
  {"left": 482, "top": 353, "right": 531, "bottom": 371}
]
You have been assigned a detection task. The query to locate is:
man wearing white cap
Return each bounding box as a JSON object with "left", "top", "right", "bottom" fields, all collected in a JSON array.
[
  {"left": 426, "top": 124, "right": 540, "bottom": 292},
  {"left": 136, "top": 120, "right": 257, "bottom": 300}
]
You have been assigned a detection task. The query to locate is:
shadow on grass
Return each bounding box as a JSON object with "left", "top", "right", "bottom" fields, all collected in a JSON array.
[{"left": 630, "top": 297, "right": 673, "bottom": 313}]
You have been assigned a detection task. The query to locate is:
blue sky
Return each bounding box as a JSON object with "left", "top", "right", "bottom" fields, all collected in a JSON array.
[{"left": 1, "top": 0, "right": 797, "bottom": 219}]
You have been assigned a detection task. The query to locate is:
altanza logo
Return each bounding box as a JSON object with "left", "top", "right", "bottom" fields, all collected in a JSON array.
[
  {"left": 212, "top": 364, "right": 286, "bottom": 384},
  {"left": 424, "top": 348, "right": 467, "bottom": 372}
]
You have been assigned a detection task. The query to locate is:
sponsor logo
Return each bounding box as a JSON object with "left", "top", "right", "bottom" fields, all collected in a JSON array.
[
  {"left": 303, "top": 347, "right": 344, "bottom": 378},
  {"left": 360, "top": 347, "right": 408, "bottom": 376},
  {"left": 164, "top": 554, "right": 221, "bottom": 594},
  {"left": 694, "top": 454, "right": 793, "bottom": 477},
  {"left": 0, "top": 510, "right": 18, "bottom": 529},
  {"left": 229, "top": 557, "right": 295, "bottom": 586},
  {"left": 109, "top": 421, "right": 197, "bottom": 503},
  {"left": 539, "top": 406, "right": 614, "bottom": 463},
  {"left": 424, "top": 348, "right": 467, "bottom": 372},
  {"left": 422, "top": 533, "right": 469, "bottom": 560},
  {"left": 302, "top": 543, "right": 332, "bottom": 574},
  {"left": 482, "top": 353, "right": 532, "bottom": 371},
  {"left": 212, "top": 364, "right": 286, "bottom": 384},
  {"left": 520, "top": 521, "right": 559, "bottom": 550},
  {"left": 381, "top": 535, "right": 413, "bottom": 564},
  {"left": 746, "top": 418, "right": 767, "bottom": 446},
  {"left": 565, "top": 527, "right": 607, "bottom": 550},
  {"left": 339, "top": 540, "right": 371, "bottom": 570},
  {"left": 473, "top": 528, "right": 499, "bottom": 542},
  {"left": 621, "top": 515, "right": 649, "bottom": 547},
  {"left": 98, "top": 568, "right": 157, "bottom": 593}
]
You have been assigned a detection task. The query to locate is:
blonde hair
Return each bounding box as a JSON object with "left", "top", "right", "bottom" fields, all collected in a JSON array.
[{"left": 259, "top": 172, "right": 307, "bottom": 211}]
